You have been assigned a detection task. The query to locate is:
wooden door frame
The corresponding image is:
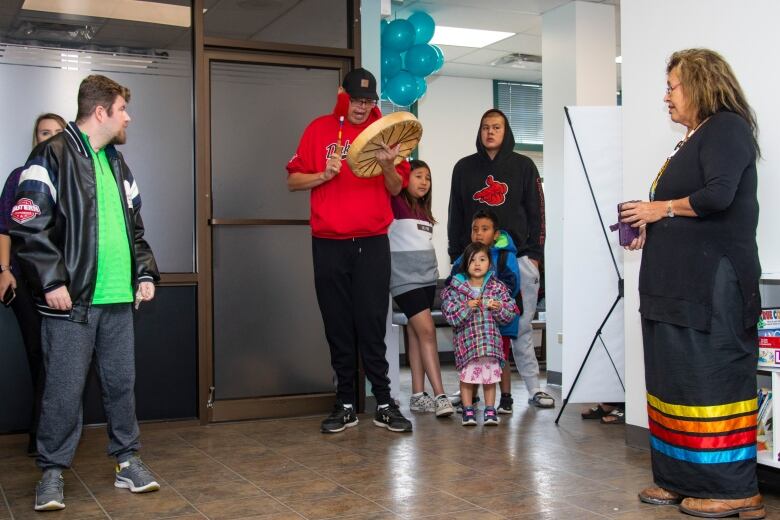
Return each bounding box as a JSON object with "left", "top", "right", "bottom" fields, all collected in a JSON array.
[
  {"left": 196, "top": 53, "right": 361, "bottom": 423},
  {"left": 194, "top": 0, "right": 363, "bottom": 423}
]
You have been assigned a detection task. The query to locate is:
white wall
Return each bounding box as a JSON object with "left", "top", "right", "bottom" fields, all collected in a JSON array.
[
  {"left": 0, "top": 62, "right": 194, "bottom": 273},
  {"left": 622, "top": 0, "right": 780, "bottom": 429},
  {"left": 360, "top": 0, "right": 381, "bottom": 76},
  {"left": 416, "top": 75, "right": 493, "bottom": 275},
  {"left": 542, "top": 1, "right": 616, "bottom": 379}
]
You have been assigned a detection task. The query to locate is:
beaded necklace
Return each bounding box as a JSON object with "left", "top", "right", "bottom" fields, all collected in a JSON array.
[{"left": 648, "top": 117, "right": 710, "bottom": 201}]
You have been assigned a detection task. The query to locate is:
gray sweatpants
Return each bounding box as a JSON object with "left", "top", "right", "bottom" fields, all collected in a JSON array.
[
  {"left": 511, "top": 255, "right": 542, "bottom": 393},
  {"left": 37, "top": 304, "right": 140, "bottom": 470}
]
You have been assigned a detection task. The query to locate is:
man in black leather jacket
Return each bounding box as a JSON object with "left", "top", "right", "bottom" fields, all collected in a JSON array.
[{"left": 10, "top": 75, "right": 161, "bottom": 511}]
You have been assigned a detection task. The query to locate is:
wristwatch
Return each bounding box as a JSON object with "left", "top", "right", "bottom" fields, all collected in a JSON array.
[
  {"left": 0, "top": 264, "right": 9, "bottom": 273},
  {"left": 666, "top": 200, "right": 675, "bottom": 218}
]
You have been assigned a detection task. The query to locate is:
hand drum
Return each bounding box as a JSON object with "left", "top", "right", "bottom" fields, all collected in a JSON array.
[{"left": 346, "top": 111, "right": 423, "bottom": 178}]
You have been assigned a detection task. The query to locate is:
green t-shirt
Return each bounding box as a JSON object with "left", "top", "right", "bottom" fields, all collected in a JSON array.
[{"left": 83, "top": 133, "right": 133, "bottom": 304}]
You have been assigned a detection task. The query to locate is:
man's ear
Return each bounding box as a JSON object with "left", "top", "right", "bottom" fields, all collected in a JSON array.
[{"left": 94, "top": 105, "right": 105, "bottom": 122}]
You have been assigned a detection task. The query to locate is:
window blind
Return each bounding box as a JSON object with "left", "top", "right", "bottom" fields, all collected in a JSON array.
[{"left": 495, "top": 81, "right": 543, "bottom": 146}]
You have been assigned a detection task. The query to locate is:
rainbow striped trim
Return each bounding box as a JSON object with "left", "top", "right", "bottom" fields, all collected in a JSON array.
[
  {"left": 647, "top": 392, "right": 757, "bottom": 465},
  {"left": 650, "top": 437, "right": 756, "bottom": 464}
]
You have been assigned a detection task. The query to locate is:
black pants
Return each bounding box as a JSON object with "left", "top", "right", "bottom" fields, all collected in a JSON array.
[
  {"left": 312, "top": 235, "right": 392, "bottom": 406},
  {"left": 10, "top": 274, "right": 43, "bottom": 436}
]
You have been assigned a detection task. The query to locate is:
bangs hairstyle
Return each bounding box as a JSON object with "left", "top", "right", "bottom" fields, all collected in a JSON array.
[
  {"left": 457, "top": 241, "right": 491, "bottom": 276},
  {"left": 76, "top": 75, "right": 131, "bottom": 122},
  {"left": 667, "top": 48, "right": 760, "bottom": 157},
  {"left": 32, "top": 112, "right": 66, "bottom": 148},
  {"left": 402, "top": 159, "right": 436, "bottom": 224}
]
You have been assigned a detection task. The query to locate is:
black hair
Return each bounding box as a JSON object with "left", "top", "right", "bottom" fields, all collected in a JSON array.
[
  {"left": 400, "top": 159, "right": 436, "bottom": 224},
  {"left": 471, "top": 209, "right": 499, "bottom": 230},
  {"left": 456, "top": 242, "right": 492, "bottom": 277}
]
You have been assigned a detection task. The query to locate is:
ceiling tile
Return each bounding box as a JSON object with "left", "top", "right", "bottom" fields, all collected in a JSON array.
[
  {"left": 435, "top": 44, "right": 477, "bottom": 61},
  {"left": 486, "top": 32, "right": 541, "bottom": 55},
  {"left": 452, "top": 47, "right": 512, "bottom": 66},
  {"left": 396, "top": 3, "right": 540, "bottom": 34},
  {"left": 437, "top": 62, "right": 542, "bottom": 83}
]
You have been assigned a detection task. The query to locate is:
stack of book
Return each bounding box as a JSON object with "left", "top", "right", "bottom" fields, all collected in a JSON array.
[
  {"left": 757, "top": 387, "right": 773, "bottom": 454},
  {"left": 758, "top": 309, "right": 780, "bottom": 367}
]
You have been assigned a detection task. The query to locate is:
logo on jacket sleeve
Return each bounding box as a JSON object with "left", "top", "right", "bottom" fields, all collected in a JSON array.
[
  {"left": 10, "top": 198, "right": 41, "bottom": 224},
  {"left": 472, "top": 175, "right": 508, "bottom": 206}
]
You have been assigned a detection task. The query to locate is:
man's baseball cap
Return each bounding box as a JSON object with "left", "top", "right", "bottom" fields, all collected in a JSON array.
[{"left": 342, "top": 68, "right": 379, "bottom": 101}]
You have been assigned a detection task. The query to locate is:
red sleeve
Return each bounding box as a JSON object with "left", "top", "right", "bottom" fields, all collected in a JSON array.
[
  {"left": 397, "top": 159, "right": 411, "bottom": 188},
  {"left": 286, "top": 120, "right": 320, "bottom": 176}
]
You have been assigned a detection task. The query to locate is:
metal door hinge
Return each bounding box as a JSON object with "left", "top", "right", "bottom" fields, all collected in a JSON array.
[{"left": 207, "top": 386, "right": 215, "bottom": 408}]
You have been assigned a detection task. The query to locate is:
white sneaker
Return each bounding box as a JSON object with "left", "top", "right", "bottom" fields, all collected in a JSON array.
[
  {"left": 409, "top": 392, "right": 436, "bottom": 412},
  {"left": 434, "top": 394, "right": 455, "bottom": 417}
]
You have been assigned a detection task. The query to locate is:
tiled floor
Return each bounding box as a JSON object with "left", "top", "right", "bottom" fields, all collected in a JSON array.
[{"left": 1, "top": 367, "right": 779, "bottom": 519}]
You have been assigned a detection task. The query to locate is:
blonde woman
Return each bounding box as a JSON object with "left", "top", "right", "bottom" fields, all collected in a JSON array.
[
  {"left": 0, "top": 113, "right": 66, "bottom": 455},
  {"left": 622, "top": 49, "right": 764, "bottom": 518}
]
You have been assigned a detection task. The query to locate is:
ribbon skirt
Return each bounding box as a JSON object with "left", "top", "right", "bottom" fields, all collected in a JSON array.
[{"left": 642, "top": 258, "right": 759, "bottom": 499}]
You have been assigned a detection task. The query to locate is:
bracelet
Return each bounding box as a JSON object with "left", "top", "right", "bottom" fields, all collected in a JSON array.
[
  {"left": 666, "top": 200, "right": 675, "bottom": 218},
  {"left": 0, "top": 264, "right": 10, "bottom": 272}
]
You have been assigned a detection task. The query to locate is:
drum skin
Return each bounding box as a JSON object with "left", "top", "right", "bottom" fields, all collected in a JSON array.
[{"left": 347, "top": 111, "right": 423, "bottom": 177}]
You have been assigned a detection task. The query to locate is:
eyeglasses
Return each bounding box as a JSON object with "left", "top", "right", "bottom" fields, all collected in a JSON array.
[
  {"left": 349, "top": 97, "right": 377, "bottom": 107},
  {"left": 665, "top": 83, "right": 681, "bottom": 95}
]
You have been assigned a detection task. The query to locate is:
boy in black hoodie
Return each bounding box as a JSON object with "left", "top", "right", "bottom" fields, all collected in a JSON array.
[{"left": 447, "top": 108, "right": 553, "bottom": 409}]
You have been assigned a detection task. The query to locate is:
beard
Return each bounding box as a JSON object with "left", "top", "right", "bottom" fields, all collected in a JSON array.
[{"left": 110, "top": 128, "right": 127, "bottom": 145}]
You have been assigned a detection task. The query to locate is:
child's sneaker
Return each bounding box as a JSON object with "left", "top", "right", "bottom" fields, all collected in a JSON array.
[
  {"left": 484, "top": 406, "right": 500, "bottom": 426},
  {"left": 455, "top": 395, "right": 480, "bottom": 413},
  {"left": 497, "top": 393, "right": 513, "bottom": 414},
  {"left": 461, "top": 406, "right": 477, "bottom": 426},
  {"left": 409, "top": 392, "right": 436, "bottom": 412},
  {"left": 434, "top": 394, "right": 455, "bottom": 417}
]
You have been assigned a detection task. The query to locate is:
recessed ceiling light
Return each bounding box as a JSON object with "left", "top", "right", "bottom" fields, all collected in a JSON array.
[
  {"left": 22, "top": 0, "right": 191, "bottom": 28},
  {"left": 430, "top": 26, "right": 514, "bottom": 48}
]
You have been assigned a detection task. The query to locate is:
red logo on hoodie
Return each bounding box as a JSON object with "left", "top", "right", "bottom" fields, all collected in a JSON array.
[{"left": 472, "top": 175, "right": 508, "bottom": 206}]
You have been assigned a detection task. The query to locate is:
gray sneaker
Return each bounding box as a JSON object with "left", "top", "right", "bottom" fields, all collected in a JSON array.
[
  {"left": 434, "top": 394, "right": 455, "bottom": 417},
  {"left": 34, "top": 473, "right": 65, "bottom": 511},
  {"left": 115, "top": 457, "right": 160, "bottom": 493},
  {"left": 409, "top": 392, "right": 436, "bottom": 412}
]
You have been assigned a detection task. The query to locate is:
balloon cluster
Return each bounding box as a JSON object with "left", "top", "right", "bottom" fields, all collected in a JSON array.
[{"left": 381, "top": 12, "right": 444, "bottom": 107}]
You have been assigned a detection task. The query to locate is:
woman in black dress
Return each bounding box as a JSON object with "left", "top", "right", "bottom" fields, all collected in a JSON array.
[{"left": 622, "top": 49, "right": 764, "bottom": 519}]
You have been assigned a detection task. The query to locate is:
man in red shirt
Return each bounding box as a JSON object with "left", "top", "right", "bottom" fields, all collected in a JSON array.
[{"left": 287, "top": 68, "right": 413, "bottom": 434}]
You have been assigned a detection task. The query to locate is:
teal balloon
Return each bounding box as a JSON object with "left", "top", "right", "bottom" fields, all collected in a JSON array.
[
  {"left": 382, "top": 19, "right": 415, "bottom": 52},
  {"left": 386, "top": 70, "right": 417, "bottom": 106},
  {"left": 381, "top": 50, "right": 402, "bottom": 79},
  {"left": 408, "top": 11, "right": 436, "bottom": 45},
  {"left": 405, "top": 44, "right": 438, "bottom": 77},
  {"left": 381, "top": 76, "right": 389, "bottom": 99},
  {"left": 432, "top": 45, "right": 445, "bottom": 71},
  {"left": 380, "top": 19, "right": 389, "bottom": 35},
  {"left": 414, "top": 76, "right": 427, "bottom": 99}
]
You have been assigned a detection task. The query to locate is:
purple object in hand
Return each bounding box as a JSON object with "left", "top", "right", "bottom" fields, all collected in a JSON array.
[{"left": 609, "top": 201, "right": 640, "bottom": 246}]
